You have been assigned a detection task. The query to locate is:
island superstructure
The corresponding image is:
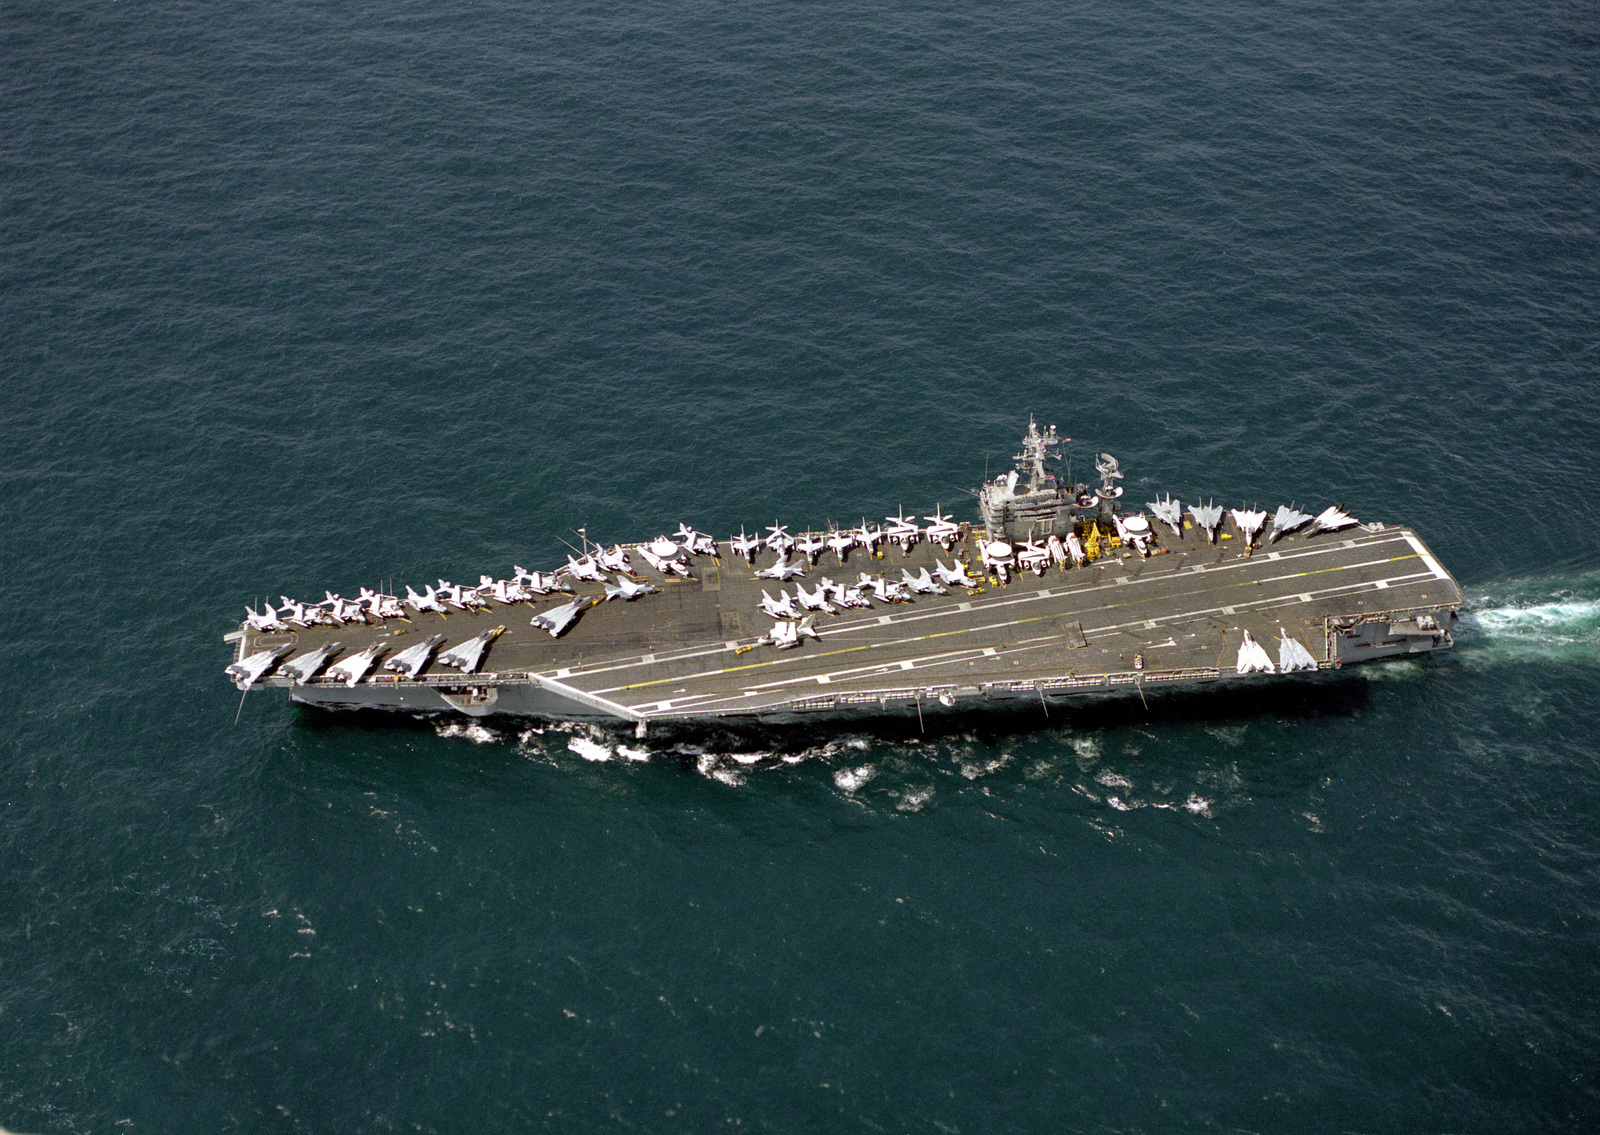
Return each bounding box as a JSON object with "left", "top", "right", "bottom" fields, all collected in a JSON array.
[{"left": 225, "top": 418, "right": 1462, "bottom": 729}]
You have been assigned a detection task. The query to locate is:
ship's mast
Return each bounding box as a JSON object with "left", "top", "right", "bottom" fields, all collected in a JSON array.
[{"left": 1012, "top": 415, "right": 1062, "bottom": 495}]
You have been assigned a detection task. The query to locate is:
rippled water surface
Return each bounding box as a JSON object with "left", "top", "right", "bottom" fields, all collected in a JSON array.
[{"left": 4, "top": 1, "right": 1599, "bottom": 1131}]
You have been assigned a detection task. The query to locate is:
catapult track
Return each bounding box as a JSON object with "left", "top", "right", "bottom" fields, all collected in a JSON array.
[{"left": 228, "top": 517, "right": 1462, "bottom": 729}]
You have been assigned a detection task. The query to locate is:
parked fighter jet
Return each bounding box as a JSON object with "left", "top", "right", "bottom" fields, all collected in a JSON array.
[
  {"left": 857, "top": 573, "right": 911, "bottom": 602},
  {"left": 359, "top": 587, "right": 405, "bottom": 620},
  {"left": 934, "top": 559, "right": 982, "bottom": 589},
  {"left": 794, "top": 581, "right": 837, "bottom": 613},
  {"left": 316, "top": 592, "right": 359, "bottom": 625},
  {"left": 1016, "top": 538, "right": 1050, "bottom": 576},
  {"left": 759, "top": 589, "right": 800, "bottom": 620},
  {"left": 325, "top": 591, "right": 373, "bottom": 624},
  {"left": 1189, "top": 501, "right": 1224, "bottom": 544},
  {"left": 760, "top": 614, "right": 820, "bottom": 650},
  {"left": 819, "top": 577, "right": 872, "bottom": 608},
  {"left": 434, "top": 581, "right": 475, "bottom": 610},
  {"left": 596, "top": 545, "right": 634, "bottom": 574},
  {"left": 530, "top": 596, "right": 595, "bottom": 637},
  {"left": 604, "top": 574, "right": 658, "bottom": 602},
  {"left": 840, "top": 585, "right": 873, "bottom": 609},
  {"left": 854, "top": 573, "right": 885, "bottom": 601},
  {"left": 729, "top": 527, "right": 762, "bottom": 564},
  {"left": 244, "top": 604, "right": 287, "bottom": 633},
  {"left": 795, "top": 531, "right": 827, "bottom": 565},
  {"left": 901, "top": 567, "right": 947, "bottom": 595},
  {"left": 405, "top": 584, "right": 447, "bottom": 614},
  {"left": 513, "top": 566, "right": 567, "bottom": 595},
  {"left": 1278, "top": 628, "right": 1319, "bottom": 672},
  {"left": 764, "top": 523, "right": 795, "bottom": 556},
  {"left": 1303, "top": 504, "right": 1358, "bottom": 539},
  {"left": 675, "top": 525, "right": 718, "bottom": 557},
  {"left": 1148, "top": 495, "right": 1184, "bottom": 538},
  {"left": 1268, "top": 505, "right": 1314, "bottom": 543},
  {"left": 853, "top": 521, "right": 884, "bottom": 556},
  {"left": 1065, "top": 532, "right": 1087, "bottom": 567},
  {"left": 225, "top": 644, "right": 292, "bottom": 687},
  {"left": 384, "top": 634, "right": 447, "bottom": 680},
  {"left": 884, "top": 508, "right": 921, "bottom": 554},
  {"left": 483, "top": 578, "right": 531, "bottom": 605},
  {"left": 438, "top": 625, "right": 506, "bottom": 673},
  {"left": 1234, "top": 630, "right": 1276, "bottom": 674},
  {"left": 297, "top": 598, "right": 337, "bottom": 626},
  {"left": 924, "top": 508, "right": 960, "bottom": 551},
  {"left": 277, "top": 597, "right": 316, "bottom": 627},
  {"left": 826, "top": 528, "right": 856, "bottom": 565},
  {"left": 281, "top": 641, "right": 343, "bottom": 684},
  {"left": 754, "top": 556, "right": 806, "bottom": 581},
  {"left": 1230, "top": 509, "right": 1268, "bottom": 549},
  {"left": 326, "top": 642, "right": 387, "bottom": 688},
  {"left": 565, "top": 554, "right": 606, "bottom": 583}
]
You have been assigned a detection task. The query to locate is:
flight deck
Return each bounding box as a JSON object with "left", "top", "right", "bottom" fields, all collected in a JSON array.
[{"left": 226, "top": 511, "right": 1462, "bottom": 728}]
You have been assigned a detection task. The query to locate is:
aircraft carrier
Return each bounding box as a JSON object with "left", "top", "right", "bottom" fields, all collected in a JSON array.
[{"left": 225, "top": 419, "right": 1462, "bottom": 731}]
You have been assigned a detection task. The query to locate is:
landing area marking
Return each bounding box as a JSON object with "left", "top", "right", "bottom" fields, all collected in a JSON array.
[{"left": 602, "top": 553, "right": 1430, "bottom": 699}]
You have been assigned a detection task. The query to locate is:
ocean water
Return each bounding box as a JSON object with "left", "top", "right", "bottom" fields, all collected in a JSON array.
[{"left": 4, "top": 0, "right": 1599, "bottom": 1131}]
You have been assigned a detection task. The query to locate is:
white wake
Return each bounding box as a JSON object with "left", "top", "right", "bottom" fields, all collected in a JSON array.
[{"left": 1457, "top": 576, "right": 1600, "bottom": 661}]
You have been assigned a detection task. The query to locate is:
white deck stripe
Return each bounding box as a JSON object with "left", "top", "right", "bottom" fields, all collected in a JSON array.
[
  {"left": 553, "top": 531, "right": 1423, "bottom": 682},
  {"left": 563, "top": 535, "right": 1431, "bottom": 691},
  {"left": 1404, "top": 531, "right": 1452, "bottom": 582},
  {"left": 590, "top": 567, "right": 1439, "bottom": 701}
]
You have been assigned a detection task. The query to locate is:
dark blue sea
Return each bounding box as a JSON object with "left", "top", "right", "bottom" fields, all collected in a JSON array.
[{"left": 5, "top": 1, "right": 1599, "bottom": 1131}]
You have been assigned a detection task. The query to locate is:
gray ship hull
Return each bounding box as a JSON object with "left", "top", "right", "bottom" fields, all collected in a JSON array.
[{"left": 227, "top": 517, "right": 1462, "bottom": 730}]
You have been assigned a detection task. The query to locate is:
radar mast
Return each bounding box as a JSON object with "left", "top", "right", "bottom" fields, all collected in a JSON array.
[
  {"left": 1094, "top": 452, "right": 1124, "bottom": 523},
  {"left": 1013, "top": 415, "right": 1062, "bottom": 495}
]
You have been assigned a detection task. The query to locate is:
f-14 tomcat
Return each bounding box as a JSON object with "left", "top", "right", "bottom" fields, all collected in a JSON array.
[{"left": 225, "top": 417, "right": 1462, "bottom": 731}]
